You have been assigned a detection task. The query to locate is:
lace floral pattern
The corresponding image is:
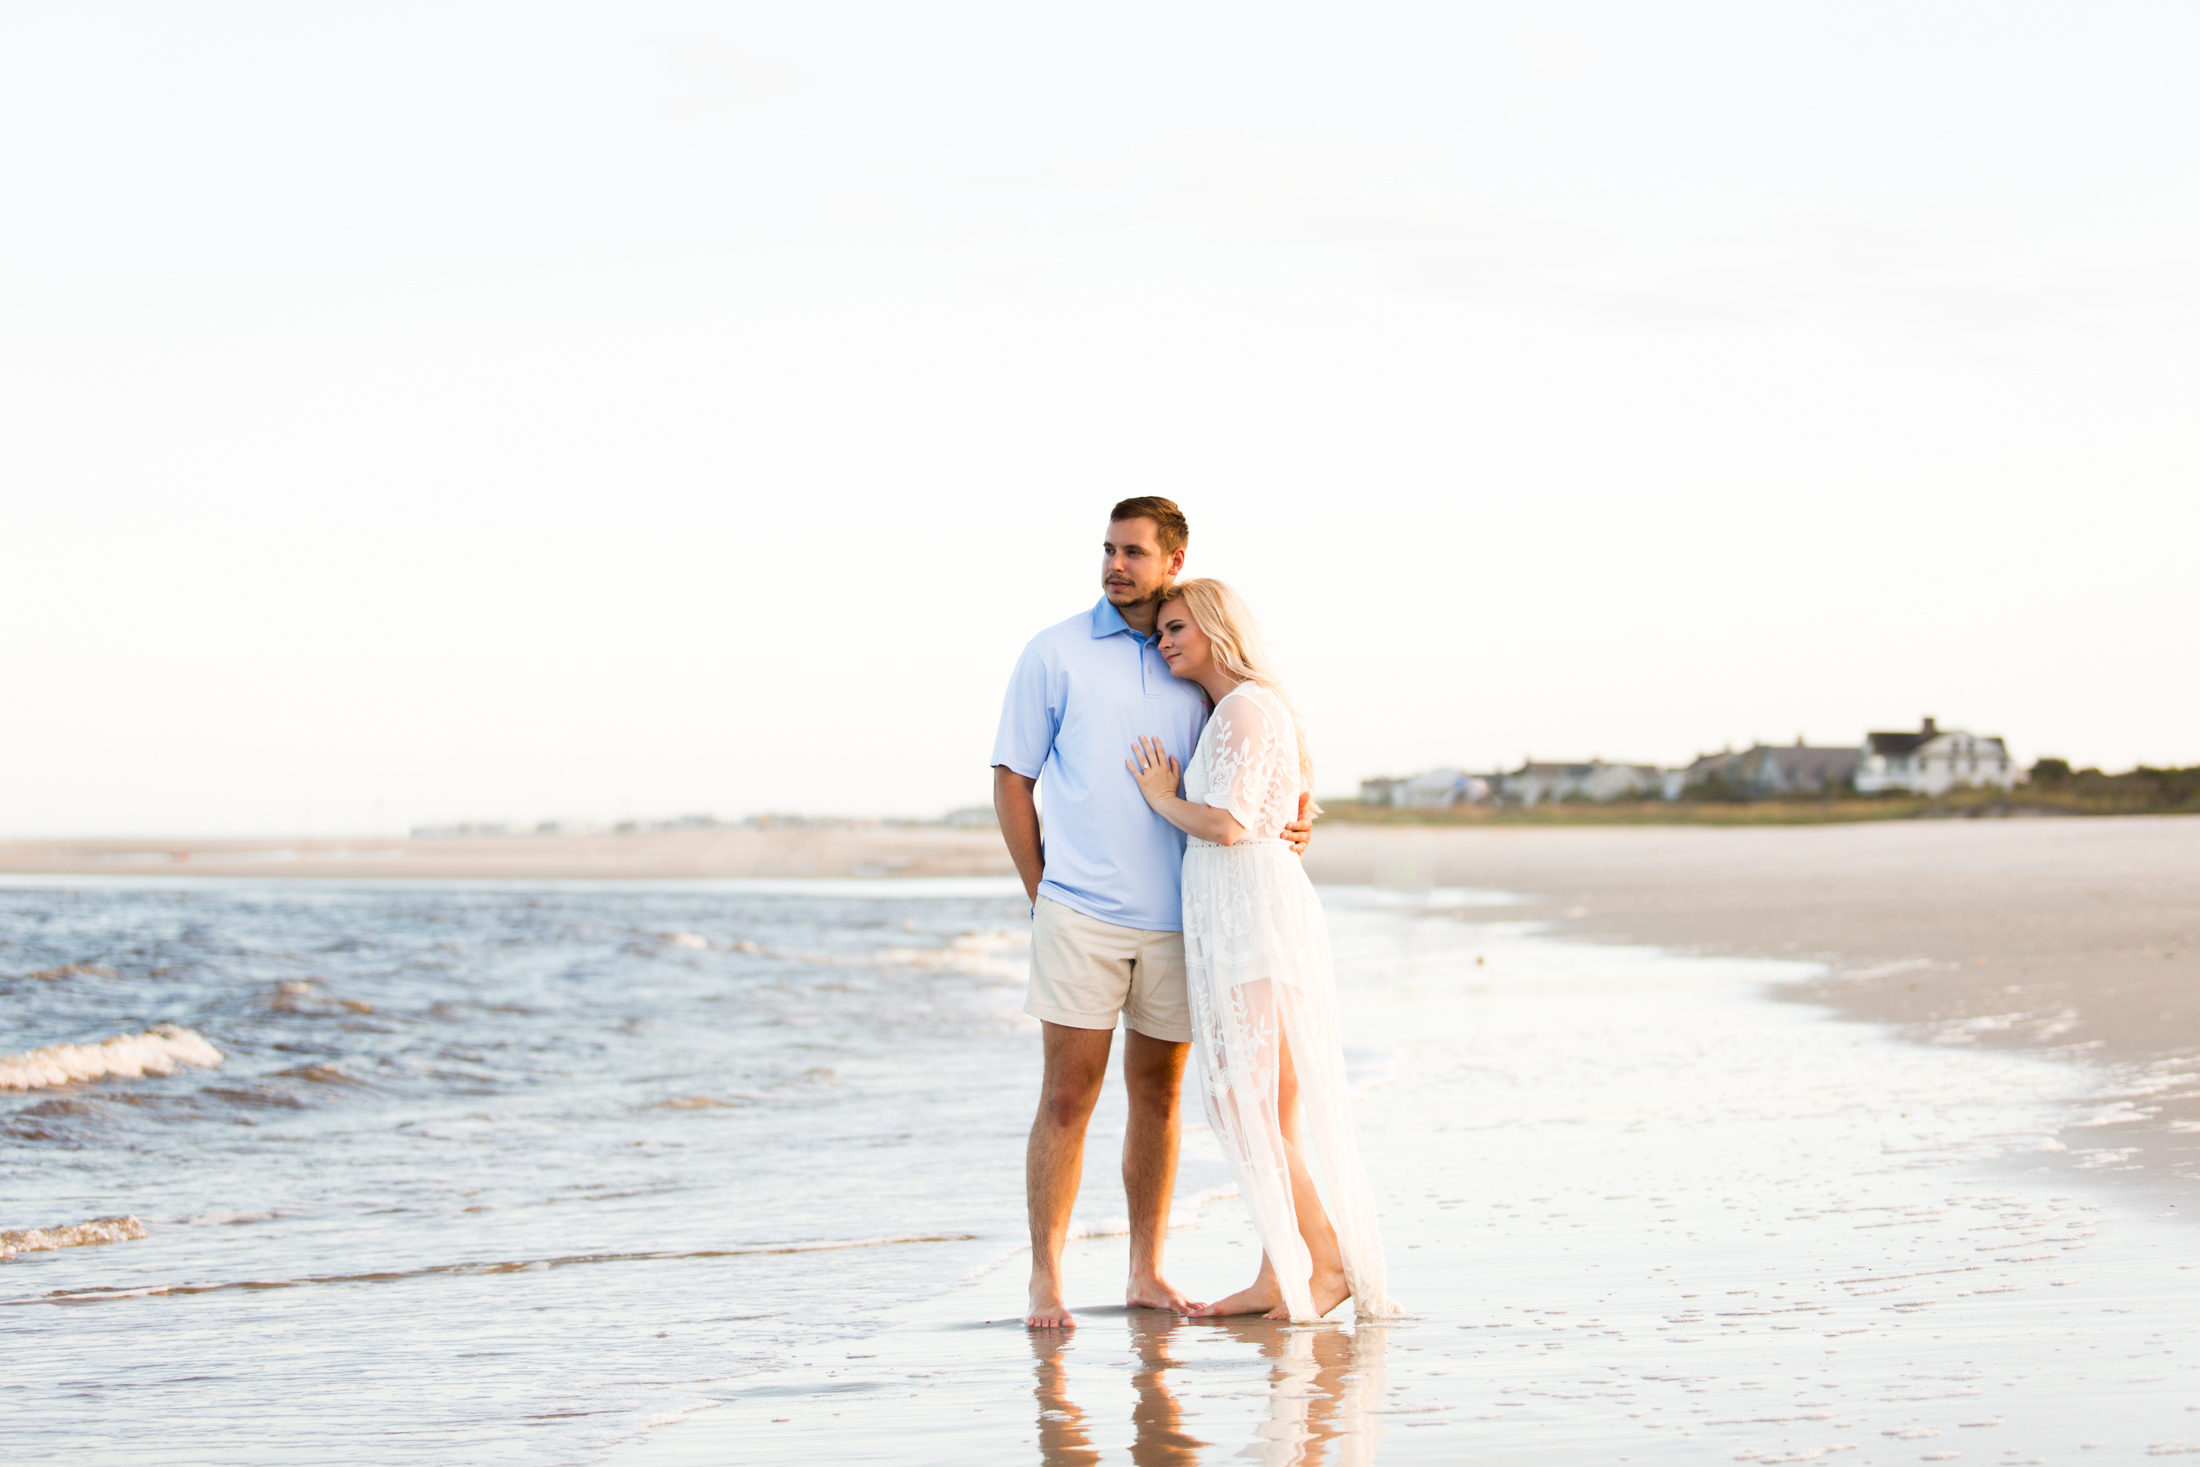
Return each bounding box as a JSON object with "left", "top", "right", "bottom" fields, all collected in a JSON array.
[
  {"left": 1180, "top": 684, "right": 1399, "bottom": 1322},
  {"left": 1182, "top": 682, "right": 1300, "bottom": 844}
]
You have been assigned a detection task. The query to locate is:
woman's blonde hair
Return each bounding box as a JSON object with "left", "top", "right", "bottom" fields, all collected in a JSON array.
[{"left": 1162, "top": 578, "right": 1320, "bottom": 814}]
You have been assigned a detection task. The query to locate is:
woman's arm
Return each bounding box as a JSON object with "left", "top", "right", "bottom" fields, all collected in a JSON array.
[{"left": 1127, "top": 737, "right": 1246, "bottom": 846}]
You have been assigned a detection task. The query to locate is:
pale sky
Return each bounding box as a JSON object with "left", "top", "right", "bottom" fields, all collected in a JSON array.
[{"left": 4, "top": 3, "right": 2195, "bottom": 836}]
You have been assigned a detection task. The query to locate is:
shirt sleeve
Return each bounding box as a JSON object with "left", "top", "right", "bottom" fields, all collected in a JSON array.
[
  {"left": 990, "top": 639, "right": 1059, "bottom": 779},
  {"left": 1200, "top": 689, "right": 1284, "bottom": 832}
]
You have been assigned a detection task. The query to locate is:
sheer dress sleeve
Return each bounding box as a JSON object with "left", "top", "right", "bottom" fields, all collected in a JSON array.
[{"left": 1200, "top": 688, "right": 1288, "bottom": 834}]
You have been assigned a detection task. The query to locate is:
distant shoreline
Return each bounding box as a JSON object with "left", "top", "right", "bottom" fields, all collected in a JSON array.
[
  {"left": 1329, "top": 759, "right": 2199, "bottom": 823},
  {"left": 1315, "top": 791, "right": 2190, "bottom": 825},
  {"left": 0, "top": 826, "right": 1016, "bottom": 883},
  {"left": 9, "top": 817, "right": 2195, "bottom": 1197}
]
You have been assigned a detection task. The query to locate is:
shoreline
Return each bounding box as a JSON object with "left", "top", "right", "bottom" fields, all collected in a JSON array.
[
  {"left": 613, "top": 879, "right": 2200, "bottom": 1465},
  {"left": 12, "top": 817, "right": 2192, "bottom": 1191},
  {"left": 1301, "top": 815, "right": 2200, "bottom": 1200}
]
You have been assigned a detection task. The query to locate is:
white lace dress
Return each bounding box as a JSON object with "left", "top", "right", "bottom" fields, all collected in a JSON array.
[{"left": 1180, "top": 681, "right": 1399, "bottom": 1322}]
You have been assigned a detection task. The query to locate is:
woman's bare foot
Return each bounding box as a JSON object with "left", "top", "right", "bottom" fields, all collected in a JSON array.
[
  {"left": 1186, "top": 1276, "right": 1282, "bottom": 1317},
  {"left": 1261, "top": 1269, "right": 1350, "bottom": 1321}
]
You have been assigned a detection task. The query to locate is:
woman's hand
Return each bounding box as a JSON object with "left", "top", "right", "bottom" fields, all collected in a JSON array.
[
  {"left": 1126, "top": 736, "right": 1181, "bottom": 811},
  {"left": 1128, "top": 737, "right": 1246, "bottom": 845}
]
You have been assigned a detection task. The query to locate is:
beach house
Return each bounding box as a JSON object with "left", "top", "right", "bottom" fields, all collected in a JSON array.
[
  {"left": 1500, "top": 761, "right": 1661, "bottom": 805},
  {"left": 1855, "top": 718, "right": 2017, "bottom": 795},
  {"left": 1678, "top": 741, "right": 1863, "bottom": 799},
  {"left": 1358, "top": 769, "right": 1490, "bottom": 808}
]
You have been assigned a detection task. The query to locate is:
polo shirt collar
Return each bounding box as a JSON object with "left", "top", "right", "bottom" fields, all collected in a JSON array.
[{"left": 1089, "top": 597, "right": 1144, "bottom": 640}]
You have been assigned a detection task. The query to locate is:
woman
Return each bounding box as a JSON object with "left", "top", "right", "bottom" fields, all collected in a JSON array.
[{"left": 1126, "top": 578, "right": 1398, "bottom": 1322}]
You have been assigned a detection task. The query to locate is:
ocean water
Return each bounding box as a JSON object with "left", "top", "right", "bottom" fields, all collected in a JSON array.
[
  {"left": 9, "top": 876, "right": 2200, "bottom": 1467},
  {"left": 1, "top": 875, "right": 1084, "bottom": 1464}
]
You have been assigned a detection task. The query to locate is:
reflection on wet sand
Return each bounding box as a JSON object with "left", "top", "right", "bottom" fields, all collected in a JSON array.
[
  {"left": 1030, "top": 1313, "right": 1390, "bottom": 1467},
  {"left": 1029, "top": 1322, "right": 1102, "bottom": 1467},
  {"left": 1126, "top": 1313, "right": 1208, "bottom": 1467}
]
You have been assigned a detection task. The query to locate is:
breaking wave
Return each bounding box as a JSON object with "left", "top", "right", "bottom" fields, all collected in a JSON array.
[
  {"left": 0, "top": 1216, "right": 146, "bottom": 1261},
  {"left": 876, "top": 928, "right": 1030, "bottom": 983},
  {"left": 0, "top": 1025, "right": 224, "bottom": 1091}
]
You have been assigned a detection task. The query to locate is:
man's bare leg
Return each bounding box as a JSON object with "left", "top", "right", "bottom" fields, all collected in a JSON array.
[
  {"left": 1027, "top": 1022, "right": 1114, "bottom": 1328},
  {"left": 1121, "top": 1028, "right": 1201, "bottom": 1313}
]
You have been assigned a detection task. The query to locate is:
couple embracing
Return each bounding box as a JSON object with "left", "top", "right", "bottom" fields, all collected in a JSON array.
[{"left": 992, "top": 497, "right": 1399, "bottom": 1329}]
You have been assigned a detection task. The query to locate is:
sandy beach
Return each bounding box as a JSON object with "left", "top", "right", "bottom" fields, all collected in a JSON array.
[{"left": 1301, "top": 815, "right": 2200, "bottom": 1195}]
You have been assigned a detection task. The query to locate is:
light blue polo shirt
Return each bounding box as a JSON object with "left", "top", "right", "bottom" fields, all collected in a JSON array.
[{"left": 991, "top": 598, "right": 1211, "bottom": 931}]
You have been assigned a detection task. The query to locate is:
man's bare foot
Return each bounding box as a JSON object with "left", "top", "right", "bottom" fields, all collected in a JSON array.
[
  {"left": 1261, "top": 1269, "right": 1350, "bottom": 1322},
  {"left": 1125, "top": 1273, "right": 1200, "bottom": 1313},
  {"left": 1186, "top": 1277, "right": 1281, "bottom": 1318},
  {"left": 1027, "top": 1280, "right": 1076, "bottom": 1329}
]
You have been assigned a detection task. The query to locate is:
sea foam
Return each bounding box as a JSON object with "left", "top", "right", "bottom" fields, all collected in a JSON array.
[
  {"left": 0, "top": 1215, "right": 146, "bottom": 1261},
  {"left": 0, "top": 1024, "right": 223, "bottom": 1091}
]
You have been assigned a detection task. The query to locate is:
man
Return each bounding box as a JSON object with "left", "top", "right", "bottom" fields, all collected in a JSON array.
[{"left": 992, "top": 497, "right": 1312, "bottom": 1329}]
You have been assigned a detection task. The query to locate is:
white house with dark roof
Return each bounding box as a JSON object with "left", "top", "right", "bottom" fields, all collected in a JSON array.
[{"left": 1856, "top": 718, "right": 2017, "bottom": 795}]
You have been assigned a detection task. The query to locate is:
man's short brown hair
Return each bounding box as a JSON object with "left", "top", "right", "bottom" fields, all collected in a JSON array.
[{"left": 1109, "top": 496, "right": 1189, "bottom": 555}]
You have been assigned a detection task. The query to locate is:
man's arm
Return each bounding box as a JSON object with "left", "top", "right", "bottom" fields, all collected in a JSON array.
[{"left": 993, "top": 766, "right": 1044, "bottom": 906}]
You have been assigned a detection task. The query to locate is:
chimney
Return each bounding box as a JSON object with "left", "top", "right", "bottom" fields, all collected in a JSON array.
[{"left": 1921, "top": 716, "right": 1938, "bottom": 736}]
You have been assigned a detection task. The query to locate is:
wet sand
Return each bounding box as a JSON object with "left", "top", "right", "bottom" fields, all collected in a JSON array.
[
  {"left": 616, "top": 891, "right": 2200, "bottom": 1465},
  {"left": 1302, "top": 816, "right": 2200, "bottom": 1195}
]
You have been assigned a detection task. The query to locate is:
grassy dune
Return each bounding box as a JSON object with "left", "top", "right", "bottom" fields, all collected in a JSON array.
[{"left": 1319, "top": 770, "right": 2200, "bottom": 826}]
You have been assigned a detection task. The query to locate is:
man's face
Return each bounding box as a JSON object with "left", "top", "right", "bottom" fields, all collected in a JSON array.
[{"left": 1100, "top": 518, "right": 1185, "bottom": 608}]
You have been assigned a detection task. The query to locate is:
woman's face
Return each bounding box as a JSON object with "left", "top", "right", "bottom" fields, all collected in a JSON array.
[{"left": 1155, "top": 598, "right": 1213, "bottom": 684}]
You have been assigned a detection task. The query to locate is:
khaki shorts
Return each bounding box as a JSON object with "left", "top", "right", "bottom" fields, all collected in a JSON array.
[{"left": 1025, "top": 895, "right": 1192, "bottom": 1044}]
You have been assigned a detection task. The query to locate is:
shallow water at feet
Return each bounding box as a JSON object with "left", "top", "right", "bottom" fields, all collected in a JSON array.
[{"left": 625, "top": 893, "right": 2200, "bottom": 1465}]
